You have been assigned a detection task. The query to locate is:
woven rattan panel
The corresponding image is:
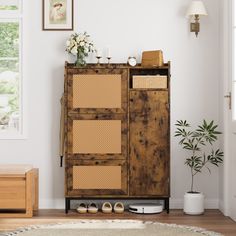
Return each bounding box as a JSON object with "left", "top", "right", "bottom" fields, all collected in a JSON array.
[
  {"left": 73, "top": 166, "right": 122, "bottom": 189},
  {"left": 133, "top": 75, "right": 167, "bottom": 89},
  {"left": 73, "top": 74, "right": 121, "bottom": 108},
  {"left": 73, "top": 120, "right": 121, "bottom": 154}
]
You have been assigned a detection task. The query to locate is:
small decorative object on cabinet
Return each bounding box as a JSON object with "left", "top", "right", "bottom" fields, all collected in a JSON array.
[
  {"left": 141, "top": 50, "right": 164, "bottom": 67},
  {"left": 127, "top": 56, "right": 137, "bottom": 67},
  {"left": 0, "top": 165, "right": 38, "bottom": 218},
  {"left": 63, "top": 61, "right": 171, "bottom": 214},
  {"left": 96, "top": 48, "right": 102, "bottom": 64},
  {"left": 175, "top": 120, "right": 223, "bottom": 215},
  {"left": 66, "top": 32, "right": 95, "bottom": 67}
]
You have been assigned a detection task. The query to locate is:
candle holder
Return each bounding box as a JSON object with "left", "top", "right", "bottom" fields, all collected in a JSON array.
[
  {"left": 96, "top": 56, "right": 102, "bottom": 65},
  {"left": 107, "top": 57, "right": 111, "bottom": 64}
]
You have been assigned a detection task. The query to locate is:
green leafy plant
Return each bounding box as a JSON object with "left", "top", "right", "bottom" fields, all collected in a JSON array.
[{"left": 175, "top": 120, "right": 223, "bottom": 193}]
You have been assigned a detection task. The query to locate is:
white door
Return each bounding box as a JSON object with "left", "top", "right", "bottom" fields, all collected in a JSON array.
[
  {"left": 225, "top": 0, "right": 236, "bottom": 221},
  {"left": 226, "top": 73, "right": 236, "bottom": 221},
  {"left": 225, "top": 90, "right": 236, "bottom": 221}
]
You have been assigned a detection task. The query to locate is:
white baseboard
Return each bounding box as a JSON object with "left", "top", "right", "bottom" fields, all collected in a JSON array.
[
  {"left": 219, "top": 199, "right": 228, "bottom": 216},
  {"left": 170, "top": 199, "right": 183, "bottom": 209},
  {"left": 40, "top": 199, "right": 65, "bottom": 209},
  {"left": 40, "top": 198, "right": 220, "bottom": 210},
  {"left": 170, "top": 198, "right": 219, "bottom": 209}
]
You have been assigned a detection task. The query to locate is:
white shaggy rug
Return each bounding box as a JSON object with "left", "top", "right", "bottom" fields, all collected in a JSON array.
[{"left": 0, "top": 220, "right": 223, "bottom": 236}]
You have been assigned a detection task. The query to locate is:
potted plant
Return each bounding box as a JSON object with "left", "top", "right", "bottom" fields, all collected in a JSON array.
[{"left": 175, "top": 120, "right": 223, "bottom": 215}]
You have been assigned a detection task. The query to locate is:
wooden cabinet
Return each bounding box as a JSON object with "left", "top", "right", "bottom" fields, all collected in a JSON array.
[
  {"left": 64, "top": 62, "right": 170, "bottom": 213},
  {"left": 0, "top": 165, "right": 38, "bottom": 218}
]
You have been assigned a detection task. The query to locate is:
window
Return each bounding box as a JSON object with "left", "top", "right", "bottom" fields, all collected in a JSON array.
[{"left": 0, "top": 0, "right": 23, "bottom": 138}]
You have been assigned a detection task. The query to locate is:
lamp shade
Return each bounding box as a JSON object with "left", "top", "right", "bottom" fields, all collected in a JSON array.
[{"left": 186, "top": 1, "right": 208, "bottom": 16}]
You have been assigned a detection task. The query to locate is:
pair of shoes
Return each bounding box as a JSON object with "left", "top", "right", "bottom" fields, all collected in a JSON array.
[
  {"left": 77, "top": 203, "right": 98, "bottom": 214},
  {"left": 102, "top": 202, "right": 124, "bottom": 214}
]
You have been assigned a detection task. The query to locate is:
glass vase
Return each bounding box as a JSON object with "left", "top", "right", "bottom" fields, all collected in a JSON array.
[{"left": 75, "top": 51, "right": 86, "bottom": 67}]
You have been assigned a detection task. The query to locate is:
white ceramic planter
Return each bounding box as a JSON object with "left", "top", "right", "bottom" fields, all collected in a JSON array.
[{"left": 184, "top": 192, "right": 204, "bottom": 215}]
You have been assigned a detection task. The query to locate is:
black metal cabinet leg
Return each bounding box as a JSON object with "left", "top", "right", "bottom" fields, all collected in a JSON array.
[
  {"left": 164, "top": 198, "right": 169, "bottom": 214},
  {"left": 65, "top": 198, "right": 70, "bottom": 214},
  {"left": 68, "top": 198, "right": 71, "bottom": 210}
]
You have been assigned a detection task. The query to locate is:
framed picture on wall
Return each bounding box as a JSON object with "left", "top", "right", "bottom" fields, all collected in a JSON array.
[{"left": 43, "top": 0, "right": 74, "bottom": 30}]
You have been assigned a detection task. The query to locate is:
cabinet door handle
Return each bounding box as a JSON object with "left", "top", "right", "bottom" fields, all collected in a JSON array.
[{"left": 224, "top": 92, "right": 232, "bottom": 110}]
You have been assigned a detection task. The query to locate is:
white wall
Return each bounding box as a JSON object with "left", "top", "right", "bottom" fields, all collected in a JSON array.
[{"left": 0, "top": 0, "right": 221, "bottom": 209}]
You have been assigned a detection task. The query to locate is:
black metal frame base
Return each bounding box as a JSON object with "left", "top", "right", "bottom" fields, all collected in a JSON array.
[{"left": 65, "top": 197, "right": 169, "bottom": 214}]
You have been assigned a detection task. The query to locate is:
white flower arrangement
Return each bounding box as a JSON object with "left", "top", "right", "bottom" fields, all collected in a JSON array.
[{"left": 66, "top": 32, "right": 95, "bottom": 56}]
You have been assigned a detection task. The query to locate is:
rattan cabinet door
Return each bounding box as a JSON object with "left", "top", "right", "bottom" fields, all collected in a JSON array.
[
  {"left": 66, "top": 160, "right": 128, "bottom": 196},
  {"left": 67, "top": 113, "right": 128, "bottom": 160},
  {"left": 67, "top": 68, "right": 128, "bottom": 114}
]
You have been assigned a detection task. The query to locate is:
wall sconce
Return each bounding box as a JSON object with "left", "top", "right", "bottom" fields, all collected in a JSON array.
[{"left": 186, "top": 1, "right": 208, "bottom": 37}]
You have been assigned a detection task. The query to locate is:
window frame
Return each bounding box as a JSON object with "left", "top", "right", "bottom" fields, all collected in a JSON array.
[{"left": 0, "top": 0, "right": 26, "bottom": 139}]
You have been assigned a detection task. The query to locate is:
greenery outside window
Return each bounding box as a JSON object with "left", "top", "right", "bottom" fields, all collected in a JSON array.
[
  {"left": 0, "top": 1, "right": 23, "bottom": 138},
  {"left": 0, "top": 0, "right": 18, "bottom": 10}
]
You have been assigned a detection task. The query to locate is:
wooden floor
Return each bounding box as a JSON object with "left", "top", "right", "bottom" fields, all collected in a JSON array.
[{"left": 0, "top": 210, "right": 235, "bottom": 236}]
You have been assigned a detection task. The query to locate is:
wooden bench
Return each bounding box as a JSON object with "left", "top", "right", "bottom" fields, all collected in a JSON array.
[{"left": 0, "top": 165, "right": 38, "bottom": 217}]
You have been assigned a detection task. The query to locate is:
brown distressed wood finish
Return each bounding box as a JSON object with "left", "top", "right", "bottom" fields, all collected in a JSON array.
[
  {"left": 66, "top": 62, "right": 169, "bottom": 70},
  {"left": 64, "top": 62, "right": 171, "bottom": 206},
  {"left": 129, "top": 91, "right": 170, "bottom": 196}
]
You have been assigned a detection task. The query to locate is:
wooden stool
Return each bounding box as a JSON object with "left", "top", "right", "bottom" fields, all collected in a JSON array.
[{"left": 0, "top": 165, "right": 38, "bottom": 217}]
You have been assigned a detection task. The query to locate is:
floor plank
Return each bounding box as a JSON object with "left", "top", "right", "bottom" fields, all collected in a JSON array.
[{"left": 0, "top": 209, "right": 235, "bottom": 236}]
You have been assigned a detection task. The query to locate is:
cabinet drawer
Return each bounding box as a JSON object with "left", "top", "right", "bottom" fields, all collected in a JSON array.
[
  {"left": 67, "top": 114, "right": 127, "bottom": 160},
  {"left": 133, "top": 75, "right": 167, "bottom": 89},
  {"left": 67, "top": 68, "right": 128, "bottom": 114},
  {"left": 66, "top": 160, "right": 128, "bottom": 196},
  {"left": 73, "top": 166, "right": 121, "bottom": 190},
  {"left": 0, "top": 178, "right": 26, "bottom": 209},
  {"left": 73, "top": 120, "right": 121, "bottom": 154},
  {"left": 129, "top": 90, "right": 169, "bottom": 114}
]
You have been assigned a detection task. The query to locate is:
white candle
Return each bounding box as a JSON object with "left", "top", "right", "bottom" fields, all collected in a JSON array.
[
  {"left": 107, "top": 46, "right": 111, "bottom": 58},
  {"left": 96, "top": 48, "right": 102, "bottom": 57}
]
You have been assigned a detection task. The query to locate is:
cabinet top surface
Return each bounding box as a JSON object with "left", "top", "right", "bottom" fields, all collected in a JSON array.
[
  {"left": 65, "top": 62, "right": 170, "bottom": 70},
  {"left": 0, "top": 165, "right": 33, "bottom": 177}
]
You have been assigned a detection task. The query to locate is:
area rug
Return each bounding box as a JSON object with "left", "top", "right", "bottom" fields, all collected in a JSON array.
[{"left": 0, "top": 220, "right": 223, "bottom": 236}]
